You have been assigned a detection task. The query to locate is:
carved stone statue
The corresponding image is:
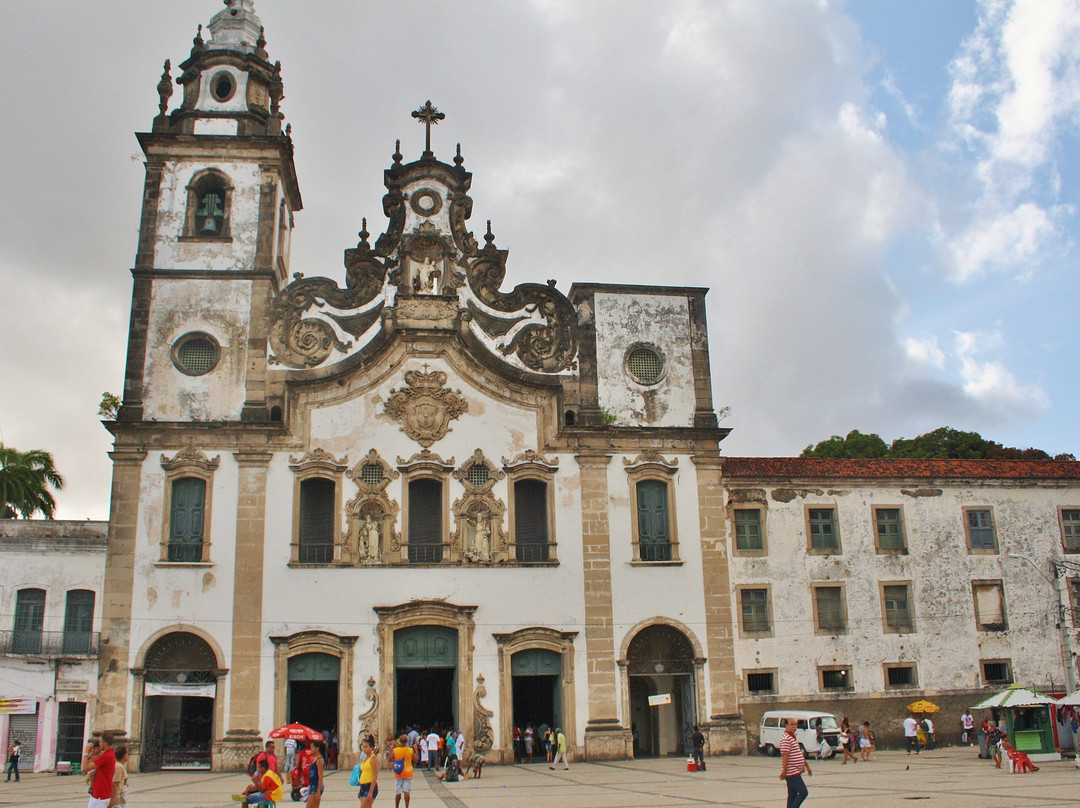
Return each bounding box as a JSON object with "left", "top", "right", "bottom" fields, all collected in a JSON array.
[
  {"left": 361, "top": 514, "right": 381, "bottom": 561},
  {"left": 467, "top": 512, "right": 491, "bottom": 563},
  {"left": 413, "top": 256, "right": 440, "bottom": 294}
]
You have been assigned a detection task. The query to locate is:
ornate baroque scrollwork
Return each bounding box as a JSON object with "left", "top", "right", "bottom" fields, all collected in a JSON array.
[
  {"left": 464, "top": 225, "right": 578, "bottom": 373},
  {"left": 383, "top": 369, "right": 468, "bottom": 447},
  {"left": 268, "top": 224, "right": 389, "bottom": 368},
  {"left": 472, "top": 674, "right": 494, "bottom": 753},
  {"left": 357, "top": 676, "right": 379, "bottom": 743},
  {"left": 344, "top": 450, "right": 401, "bottom": 559}
]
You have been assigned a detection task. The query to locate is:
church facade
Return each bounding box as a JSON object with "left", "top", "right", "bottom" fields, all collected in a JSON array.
[{"left": 83, "top": 0, "right": 1080, "bottom": 774}]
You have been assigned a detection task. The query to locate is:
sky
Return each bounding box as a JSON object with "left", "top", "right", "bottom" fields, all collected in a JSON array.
[{"left": 0, "top": 0, "right": 1077, "bottom": 520}]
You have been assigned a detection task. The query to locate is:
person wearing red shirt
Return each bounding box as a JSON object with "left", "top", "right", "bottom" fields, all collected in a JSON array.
[{"left": 82, "top": 732, "right": 117, "bottom": 808}]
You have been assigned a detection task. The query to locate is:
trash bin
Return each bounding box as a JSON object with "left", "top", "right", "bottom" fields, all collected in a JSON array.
[{"left": 977, "top": 731, "right": 990, "bottom": 759}]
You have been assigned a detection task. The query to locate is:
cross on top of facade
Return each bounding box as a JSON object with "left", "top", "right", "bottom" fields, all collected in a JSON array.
[{"left": 412, "top": 101, "right": 445, "bottom": 155}]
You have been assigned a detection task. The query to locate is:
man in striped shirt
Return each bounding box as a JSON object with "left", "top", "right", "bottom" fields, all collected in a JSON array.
[{"left": 779, "top": 717, "right": 812, "bottom": 808}]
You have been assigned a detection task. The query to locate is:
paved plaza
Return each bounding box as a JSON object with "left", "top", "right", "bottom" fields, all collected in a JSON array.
[{"left": 4, "top": 747, "right": 1076, "bottom": 808}]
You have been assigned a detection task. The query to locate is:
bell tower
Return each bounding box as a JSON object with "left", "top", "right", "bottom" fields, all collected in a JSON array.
[{"left": 119, "top": 0, "right": 301, "bottom": 424}]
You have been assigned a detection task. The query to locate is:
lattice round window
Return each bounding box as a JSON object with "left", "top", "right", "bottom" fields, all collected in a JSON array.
[
  {"left": 360, "top": 464, "right": 383, "bottom": 487},
  {"left": 466, "top": 465, "right": 490, "bottom": 487},
  {"left": 172, "top": 333, "right": 220, "bottom": 376},
  {"left": 625, "top": 346, "right": 664, "bottom": 385}
]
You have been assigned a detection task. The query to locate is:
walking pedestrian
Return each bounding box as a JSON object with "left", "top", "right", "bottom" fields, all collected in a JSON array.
[
  {"left": 5, "top": 739, "right": 19, "bottom": 782},
  {"left": 357, "top": 736, "right": 379, "bottom": 808},
  {"left": 111, "top": 744, "right": 130, "bottom": 808},
  {"left": 779, "top": 717, "right": 812, "bottom": 808},
  {"left": 961, "top": 711, "right": 975, "bottom": 746},
  {"left": 549, "top": 728, "right": 569, "bottom": 770},
  {"left": 305, "top": 741, "right": 326, "bottom": 808},
  {"left": 83, "top": 732, "right": 117, "bottom": 808},
  {"left": 391, "top": 733, "right": 413, "bottom": 808},
  {"left": 691, "top": 725, "right": 706, "bottom": 771},
  {"left": 903, "top": 714, "right": 920, "bottom": 755},
  {"left": 284, "top": 737, "right": 297, "bottom": 775}
]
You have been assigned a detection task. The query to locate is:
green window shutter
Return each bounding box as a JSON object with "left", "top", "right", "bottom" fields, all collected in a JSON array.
[
  {"left": 408, "top": 479, "right": 443, "bottom": 562},
  {"left": 515, "top": 479, "right": 549, "bottom": 562},
  {"left": 169, "top": 477, "right": 206, "bottom": 562},
  {"left": 299, "top": 478, "right": 335, "bottom": 563},
  {"left": 636, "top": 480, "right": 671, "bottom": 561}
]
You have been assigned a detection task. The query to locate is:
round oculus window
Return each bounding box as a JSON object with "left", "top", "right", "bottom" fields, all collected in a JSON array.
[
  {"left": 209, "top": 71, "right": 236, "bottom": 103},
  {"left": 625, "top": 346, "right": 664, "bottom": 385},
  {"left": 172, "top": 333, "right": 220, "bottom": 376},
  {"left": 410, "top": 188, "right": 443, "bottom": 217}
]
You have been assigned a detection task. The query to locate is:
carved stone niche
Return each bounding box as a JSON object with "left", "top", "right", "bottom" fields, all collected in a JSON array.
[
  {"left": 343, "top": 450, "right": 400, "bottom": 566},
  {"left": 452, "top": 449, "right": 506, "bottom": 565},
  {"left": 396, "top": 222, "right": 463, "bottom": 296}
]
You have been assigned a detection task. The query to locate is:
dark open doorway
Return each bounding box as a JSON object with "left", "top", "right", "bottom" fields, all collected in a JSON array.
[
  {"left": 289, "top": 680, "right": 338, "bottom": 736},
  {"left": 512, "top": 674, "right": 557, "bottom": 728},
  {"left": 395, "top": 668, "right": 455, "bottom": 730}
]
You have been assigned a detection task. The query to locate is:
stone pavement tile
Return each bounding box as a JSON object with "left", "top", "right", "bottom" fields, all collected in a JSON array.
[{"left": 5, "top": 749, "right": 1079, "bottom": 808}]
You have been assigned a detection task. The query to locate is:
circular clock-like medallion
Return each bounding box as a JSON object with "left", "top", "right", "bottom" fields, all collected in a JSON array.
[{"left": 410, "top": 188, "right": 442, "bottom": 217}]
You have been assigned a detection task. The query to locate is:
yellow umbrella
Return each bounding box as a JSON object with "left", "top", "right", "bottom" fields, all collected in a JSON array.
[{"left": 907, "top": 699, "right": 940, "bottom": 713}]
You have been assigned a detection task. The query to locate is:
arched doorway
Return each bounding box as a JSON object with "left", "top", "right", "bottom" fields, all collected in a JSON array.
[
  {"left": 625, "top": 625, "right": 697, "bottom": 757},
  {"left": 394, "top": 626, "right": 457, "bottom": 731},
  {"left": 288, "top": 653, "right": 340, "bottom": 740},
  {"left": 141, "top": 632, "right": 217, "bottom": 771},
  {"left": 511, "top": 648, "right": 561, "bottom": 749}
]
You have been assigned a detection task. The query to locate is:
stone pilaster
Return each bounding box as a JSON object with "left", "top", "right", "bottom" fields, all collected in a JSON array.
[
  {"left": 693, "top": 454, "right": 745, "bottom": 753},
  {"left": 97, "top": 447, "right": 147, "bottom": 733},
  {"left": 576, "top": 453, "right": 630, "bottom": 760},
  {"left": 228, "top": 452, "right": 272, "bottom": 732}
]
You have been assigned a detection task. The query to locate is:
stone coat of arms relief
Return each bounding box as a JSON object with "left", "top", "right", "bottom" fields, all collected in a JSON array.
[{"left": 382, "top": 368, "right": 468, "bottom": 447}]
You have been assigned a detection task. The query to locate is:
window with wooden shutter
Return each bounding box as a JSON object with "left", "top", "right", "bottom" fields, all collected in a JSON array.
[
  {"left": 298, "top": 478, "right": 335, "bottom": 563},
  {"left": 168, "top": 477, "right": 206, "bottom": 562},
  {"left": 636, "top": 480, "right": 671, "bottom": 561},
  {"left": 514, "top": 479, "right": 549, "bottom": 562},
  {"left": 62, "top": 590, "right": 95, "bottom": 654},
  {"left": 13, "top": 588, "right": 45, "bottom": 654},
  {"left": 408, "top": 478, "right": 443, "bottom": 563}
]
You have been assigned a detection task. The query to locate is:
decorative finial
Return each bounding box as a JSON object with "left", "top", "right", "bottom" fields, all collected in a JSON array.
[
  {"left": 392, "top": 139, "right": 402, "bottom": 164},
  {"left": 157, "top": 60, "right": 173, "bottom": 116},
  {"left": 285, "top": 123, "right": 292, "bottom": 137},
  {"left": 358, "top": 218, "right": 370, "bottom": 246},
  {"left": 257, "top": 25, "right": 267, "bottom": 50},
  {"left": 193, "top": 24, "right": 205, "bottom": 50},
  {"left": 484, "top": 220, "right": 495, "bottom": 247},
  {"left": 454, "top": 143, "right": 463, "bottom": 167},
  {"left": 411, "top": 100, "right": 445, "bottom": 156}
]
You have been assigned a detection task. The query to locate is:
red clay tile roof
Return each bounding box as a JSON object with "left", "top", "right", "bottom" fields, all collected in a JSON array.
[{"left": 721, "top": 457, "right": 1080, "bottom": 481}]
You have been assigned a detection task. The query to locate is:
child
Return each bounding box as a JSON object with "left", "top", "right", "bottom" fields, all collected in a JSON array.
[{"left": 110, "top": 745, "right": 130, "bottom": 808}]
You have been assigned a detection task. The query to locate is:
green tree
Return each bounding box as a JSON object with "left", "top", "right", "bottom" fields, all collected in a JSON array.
[
  {"left": 0, "top": 445, "right": 65, "bottom": 519},
  {"left": 98, "top": 391, "right": 121, "bottom": 420},
  {"left": 802, "top": 430, "right": 889, "bottom": 458}
]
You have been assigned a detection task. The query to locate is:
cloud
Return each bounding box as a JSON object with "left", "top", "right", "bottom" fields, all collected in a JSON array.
[
  {"left": 942, "top": 0, "right": 1080, "bottom": 281},
  {"left": 954, "top": 328, "right": 1049, "bottom": 413}
]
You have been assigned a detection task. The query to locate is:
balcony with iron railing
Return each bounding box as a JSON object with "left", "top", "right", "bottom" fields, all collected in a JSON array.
[{"left": 0, "top": 630, "right": 100, "bottom": 657}]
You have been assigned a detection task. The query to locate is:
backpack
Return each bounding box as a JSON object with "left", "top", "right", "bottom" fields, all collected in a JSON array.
[
  {"left": 247, "top": 754, "right": 259, "bottom": 777},
  {"left": 393, "top": 756, "right": 405, "bottom": 775}
]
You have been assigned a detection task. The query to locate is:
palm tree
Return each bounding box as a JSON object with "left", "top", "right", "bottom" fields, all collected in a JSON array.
[{"left": 0, "top": 445, "right": 65, "bottom": 519}]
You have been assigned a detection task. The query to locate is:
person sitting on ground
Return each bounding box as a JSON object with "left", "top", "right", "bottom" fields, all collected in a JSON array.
[
  {"left": 437, "top": 758, "right": 463, "bottom": 782},
  {"left": 233, "top": 758, "right": 284, "bottom": 804},
  {"left": 467, "top": 752, "right": 485, "bottom": 780}
]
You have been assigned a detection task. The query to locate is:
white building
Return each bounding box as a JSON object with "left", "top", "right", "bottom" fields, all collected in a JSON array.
[{"left": 10, "top": 0, "right": 1073, "bottom": 773}]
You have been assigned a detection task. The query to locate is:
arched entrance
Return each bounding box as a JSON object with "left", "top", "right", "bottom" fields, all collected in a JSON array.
[
  {"left": 394, "top": 626, "right": 457, "bottom": 730},
  {"left": 625, "top": 624, "right": 699, "bottom": 757},
  {"left": 140, "top": 632, "right": 218, "bottom": 771},
  {"left": 288, "top": 653, "right": 340, "bottom": 739}
]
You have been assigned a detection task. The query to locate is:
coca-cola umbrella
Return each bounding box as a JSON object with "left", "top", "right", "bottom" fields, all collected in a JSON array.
[{"left": 268, "top": 723, "right": 323, "bottom": 742}]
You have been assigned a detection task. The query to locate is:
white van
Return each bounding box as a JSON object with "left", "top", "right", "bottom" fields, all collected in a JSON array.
[{"left": 758, "top": 710, "right": 841, "bottom": 758}]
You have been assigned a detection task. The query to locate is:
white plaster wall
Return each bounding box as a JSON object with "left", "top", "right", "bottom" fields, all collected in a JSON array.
[
  {"left": 128, "top": 452, "right": 241, "bottom": 681},
  {"left": 154, "top": 160, "right": 266, "bottom": 271},
  {"left": 195, "top": 66, "right": 250, "bottom": 114},
  {"left": 401, "top": 179, "right": 453, "bottom": 237},
  {"left": 593, "top": 292, "right": 697, "bottom": 427},
  {"left": 729, "top": 482, "right": 1076, "bottom": 699},
  {"left": 142, "top": 279, "right": 251, "bottom": 421}
]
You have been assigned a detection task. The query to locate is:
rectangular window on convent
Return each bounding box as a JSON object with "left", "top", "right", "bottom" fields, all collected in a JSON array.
[
  {"left": 1062, "top": 509, "right": 1080, "bottom": 552},
  {"left": 298, "top": 477, "right": 335, "bottom": 564},
  {"left": 746, "top": 671, "right": 776, "bottom": 694},
  {"left": 875, "top": 507, "right": 905, "bottom": 551},
  {"left": 408, "top": 478, "right": 443, "bottom": 563},
  {"left": 973, "top": 581, "right": 1006, "bottom": 630},
  {"left": 965, "top": 508, "right": 997, "bottom": 551},
  {"left": 740, "top": 588, "right": 770, "bottom": 633},
  {"left": 820, "top": 667, "right": 852, "bottom": 691},
  {"left": 636, "top": 480, "right": 673, "bottom": 562},
  {"left": 884, "top": 584, "right": 913, "bottom": 632},
  {"left": 808, "top": 508, "right": 840, "bottom": 552},
  {"left": 1071, "top": 580, "right": 1080, "bottom": 622},
  {"left": 734, "top": 509, "right": 763, "bottom": 552},
  {"left": 814, "top": 586, "right": 845, "bottom": 633},
  {"left": 885, "top": 665, "right": 917, "bottom": 688},
  {"left": 982, "top": 659, "right": 1012, "bottom": 685},
  {"left": 514, "top": 479, "right": 550, "bottom": 562},
  {"left": 169, "top": 476, "right": 206, "bottom": 562}
]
